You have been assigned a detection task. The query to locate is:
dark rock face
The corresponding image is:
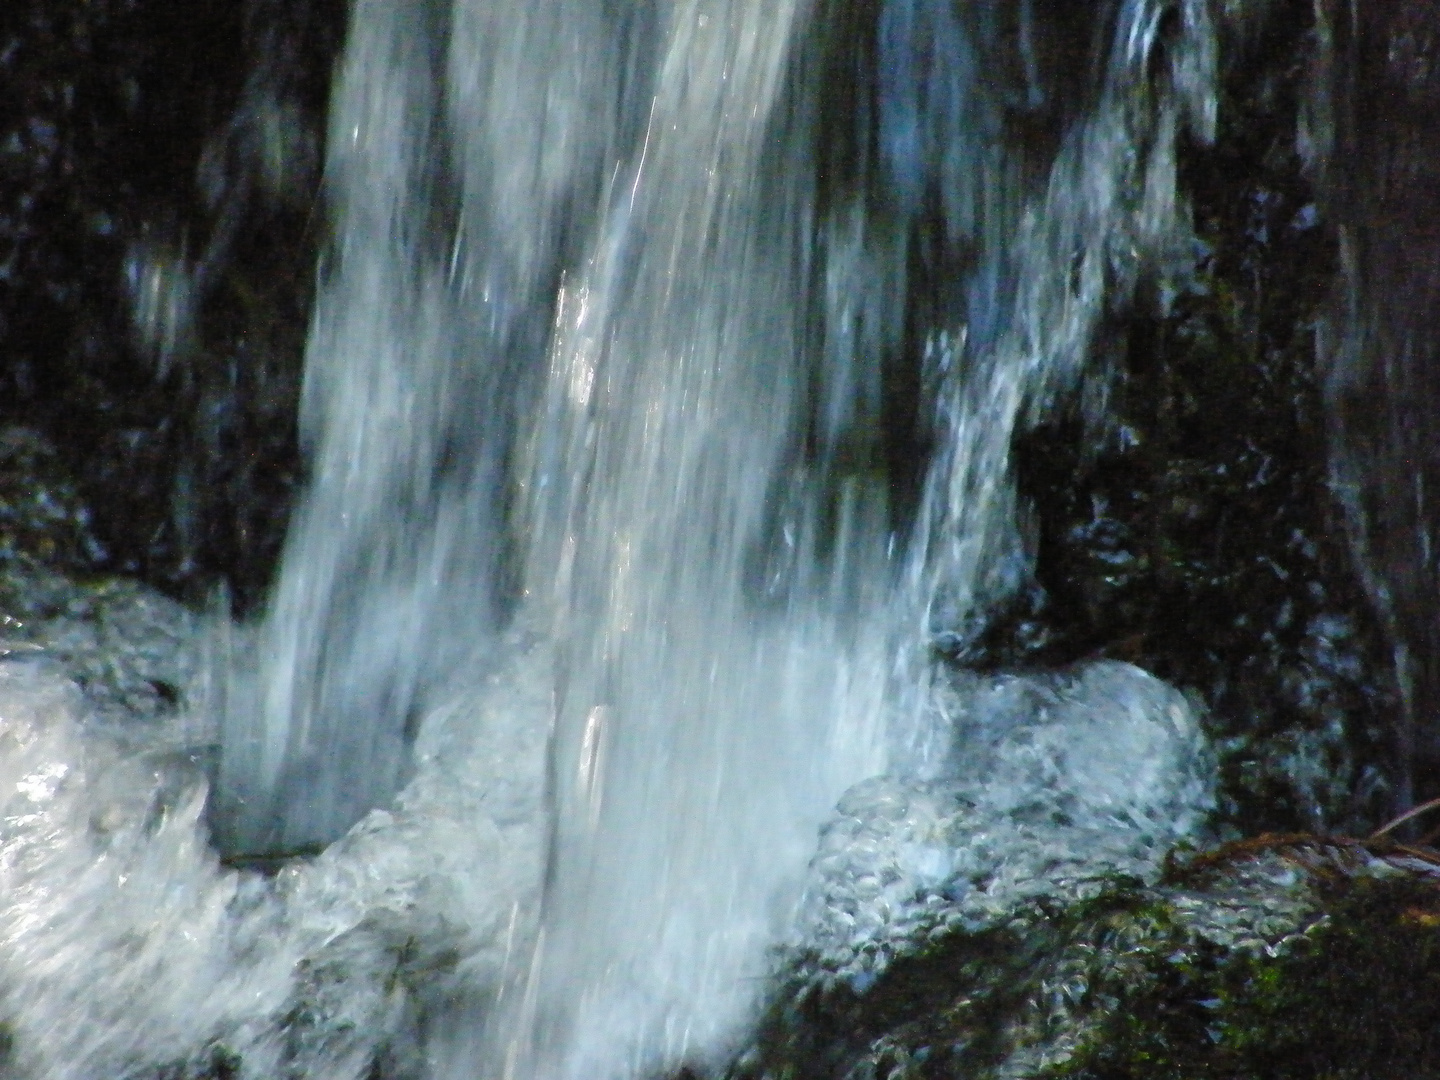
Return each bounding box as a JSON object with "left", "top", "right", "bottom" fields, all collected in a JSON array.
[
  {"left": 1307, "top": 0, "right": 1440, "bottom": 814},
  {"left": 959, "top": 2, "right": 1396, "bottom": 839},
  {"left": 0, "top": 0, "right": 341, "bottom": 613}
]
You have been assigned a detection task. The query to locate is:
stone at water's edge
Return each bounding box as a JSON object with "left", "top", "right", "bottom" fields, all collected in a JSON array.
[
  {"left": 794, "top": 662, "right": 1215, "bottom": 992},
  {"left": 741, "top": 833, "right": 1440, "bottom": 1080},
  {"left": 734, "top": 662, "right": 1440, "bottom": 1079},
  {"left": 0, "top": 558, "right": 203, "bottom": 735}
]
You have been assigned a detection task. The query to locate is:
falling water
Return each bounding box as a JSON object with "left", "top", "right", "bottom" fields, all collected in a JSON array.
[{"left": 0, "top": 2, "right": 1226, "bottom": 1078}]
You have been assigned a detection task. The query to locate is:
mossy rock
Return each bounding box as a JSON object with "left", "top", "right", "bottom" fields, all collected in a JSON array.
[
  {"left": 730, "top": 836, "right": 1440, "bottom": 1080},
  {"left": 1056, "top": 843, "right": 1440, "bottom": 1079}
]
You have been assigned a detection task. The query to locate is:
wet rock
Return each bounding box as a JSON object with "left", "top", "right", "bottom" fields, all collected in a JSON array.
[
  {"left": 736, "top": 832, "right": 1440, "bottom": 1080},
  {"left": 0, "top": 557, "right": 202, "bottom": 732},
  {"left": 794, "top": 663, "right": 1215, "bottom": 993}
]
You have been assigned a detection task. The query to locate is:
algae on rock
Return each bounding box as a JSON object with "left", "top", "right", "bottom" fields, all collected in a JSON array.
[{"left": 734, "top": 836, "right": 1440, "bottom": 1080}]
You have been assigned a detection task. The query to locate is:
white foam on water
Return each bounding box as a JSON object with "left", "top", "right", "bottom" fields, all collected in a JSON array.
[
  {"left": 797, "top": 662, "right": 1216, "bottom": 989},
  {"left": 0, "top": 625, "right": 551, "bottom": 1079}
]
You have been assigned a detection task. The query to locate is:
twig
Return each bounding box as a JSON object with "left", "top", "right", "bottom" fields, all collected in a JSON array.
[{"left": 1369, "top": 797, "right": 1440, "bottom": 842}]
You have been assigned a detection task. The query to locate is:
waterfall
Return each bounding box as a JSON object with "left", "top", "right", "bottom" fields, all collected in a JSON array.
[
  {"left": 0, "top": 2, "right": 1227, "bottom": 1078},
  {"left": 219, "top": 0, "right": 1217, "bottom": 1073}
]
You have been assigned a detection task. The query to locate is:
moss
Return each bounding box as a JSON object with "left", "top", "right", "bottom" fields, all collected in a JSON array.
[
  {"left": 1054, "top": 873, "right": 1440, "bottom": 1079},
  {"left": 733, "top": 880, "right": 1177, "bottom": 1080},
  {"left": 729, "top": 842, "right": 1440, "bottom": 1080}
]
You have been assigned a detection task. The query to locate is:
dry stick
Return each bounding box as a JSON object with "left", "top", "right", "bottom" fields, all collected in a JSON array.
[
  {"left": 1369, "top": 796, "right": 1440, "bottom": 842},
  {"left": 1165, "top": 830, "right": 1440, "bottom": 886}
]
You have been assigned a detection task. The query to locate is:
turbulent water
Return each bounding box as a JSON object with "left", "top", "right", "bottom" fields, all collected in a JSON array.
[{"left": 0, "top": 1, "right": 1231, "bottom": 1077}]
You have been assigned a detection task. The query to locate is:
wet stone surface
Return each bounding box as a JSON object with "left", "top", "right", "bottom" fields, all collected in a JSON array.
[{"left": 731, "top": 836, "right": 1440, "bottom": 1080}]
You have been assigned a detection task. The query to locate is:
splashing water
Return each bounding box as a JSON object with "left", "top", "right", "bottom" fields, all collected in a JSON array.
[{"left": 0, "top": 1, "right": 1226, "bottom": 1077}]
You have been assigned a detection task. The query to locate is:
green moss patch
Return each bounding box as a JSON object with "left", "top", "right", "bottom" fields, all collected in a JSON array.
[{"left": 730, "top": 840, "right": 1440, "bottom": 1080}]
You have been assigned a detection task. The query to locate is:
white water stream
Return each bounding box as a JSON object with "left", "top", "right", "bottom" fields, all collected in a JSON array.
[{"left": 0, "top": 2, "right": 1225, "bottom": 1077}]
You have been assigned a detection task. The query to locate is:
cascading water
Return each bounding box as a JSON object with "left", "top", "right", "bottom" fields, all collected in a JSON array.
[{"left": 0, "top": 2, "right": 1232, "bottom": 1077}]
